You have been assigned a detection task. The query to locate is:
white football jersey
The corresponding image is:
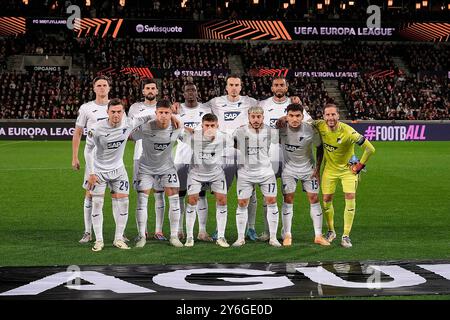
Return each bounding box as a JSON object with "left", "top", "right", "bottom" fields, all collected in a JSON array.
[
  {"left": 205, "top": 95, "right": 258, "bottom": 133},
  {"left": 259, "top": 96, "right": 312, "bottom": 129},
  {"left": 182, "top": 130, "right": 231, "bottom": 180},
  {"left": 87, "top": 114, "right": 153, "bottom": 173},
  {"left": 233, "top": 124, "right": 279, "bottom": 176},
  {"left": 75, "top": 100, "right": 108, "bottom": 147},
  {"left": 279, "top": 122, "right": 321, "bottom": 174},
  {"left": 174, "top": 102, "right": 212, "bottom": 165},
  {"left": 132, "top": 121, "right": 184, "bottom": 175},
  {"left": 128, "top": 101, "right": 157, "bottom": 161}
]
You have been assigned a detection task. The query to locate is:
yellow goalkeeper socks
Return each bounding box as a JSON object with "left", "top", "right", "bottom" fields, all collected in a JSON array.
[
  {"left": 323, "top": 201, "right": 335, "bottom": 232},
  {"left": 343, "top": 198, "right": 356, "bottom": 237}
]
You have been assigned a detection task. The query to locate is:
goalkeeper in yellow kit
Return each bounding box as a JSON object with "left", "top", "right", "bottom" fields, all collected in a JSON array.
[{"left": 314, "top": 104, "right": 375, "bottom": 248}]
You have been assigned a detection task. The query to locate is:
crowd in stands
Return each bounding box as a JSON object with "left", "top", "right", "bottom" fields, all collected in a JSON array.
[
  {"left": 242, "top": 42, "right": 396, "bottom": 72},
  {"left": 82, "top": 38, "right": 231, "bottom": 71},
  {"left": 1, "top": 34, "right": 449, "bottom": 120},
  {"left": 339, "top": 74, "right": 449, "bottom": 120}
]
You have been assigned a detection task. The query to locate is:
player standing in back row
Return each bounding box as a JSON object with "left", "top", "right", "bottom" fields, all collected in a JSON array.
[{"left": 72, "top": 75, "right": 110, "bottom": 244}]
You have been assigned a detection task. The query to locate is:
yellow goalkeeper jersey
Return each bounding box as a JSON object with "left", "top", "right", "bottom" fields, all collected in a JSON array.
[{"left": 314, "top": 120, "right": 365, "bottom": 172}]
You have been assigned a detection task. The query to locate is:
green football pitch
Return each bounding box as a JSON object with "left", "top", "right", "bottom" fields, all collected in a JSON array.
[{"left": 0, "top": 140, "right": 449, "bottom": 267}]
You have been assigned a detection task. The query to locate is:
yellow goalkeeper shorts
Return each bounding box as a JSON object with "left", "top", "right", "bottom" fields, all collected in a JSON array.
[{"left": 321, "top": 168, "right": 358, "bottom": 195}]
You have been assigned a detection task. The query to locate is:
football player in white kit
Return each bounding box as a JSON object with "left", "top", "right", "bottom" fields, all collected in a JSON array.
[
  {"left": 84, "top": 99, "right": 155, "bottom": 252},
  {"left": 257, "top": 77, "right": 312, "bottom": 241},
  {"left": 128, "top": 79, "right": 167, "bottom": 241},
  {"left": 203, "top": 75, "right": 259, "bottom": 242},
  {"left": 72, "top": 75, "right": 110, "bottom": 243},
  {"left": 182, "top": 113, "right": 231, "bottom": 248},
  {"left": 174, "top": 83, "right": 212, "bottom": 242},
  {"left": 278, "top": 103, "right": 330, "bottom": 247},
  {"left": 131, "top": 100, "right": 185, "bottom": 248},
  {"left": 232, "top": 106, "right": 282, "bottom": 248}
]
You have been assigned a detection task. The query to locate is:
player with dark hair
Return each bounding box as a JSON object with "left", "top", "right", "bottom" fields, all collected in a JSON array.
[{"left": 72, "top": 75, "right": 110, "bottom": 244}]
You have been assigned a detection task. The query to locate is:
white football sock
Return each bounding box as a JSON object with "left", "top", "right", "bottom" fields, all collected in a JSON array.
[
  {"left": 266, "top": 203, "right": 280, "bottom": 240},
  {"left": 185, "top": 203, "right": 197, "bottom": 239},
  {"left": 197, "top": 196, "right": 208, "bottom": 233},
  {"left": 91, "top": 196, "right": 104, "bottom": 242},
  {"left": 154, "top": 192, "right": 165, "bottom": 233},
  {"left": 112, "top": 197, "right": 129, "bottom": 242},
  {"left": 263, "top": 204, "right": 269, "bottom": 233},
  {"left": 247, "top": 190, "right": 257, "bottom": 229},
  {"left": 282, "top": 202, "right": 293, "bottom": 237},
  {"left": 178, "top": 196, "right": 185, "bottom": 234},
  {"left": 168, "top": 194, "right": 181, "bottom": 238},
  {"left": 310, "top": 202, "right": 324, "bottom": 236},
  {"left": 83, "top": 196, "right": 92, "bottom": 234},
  {"left": 236, "top": 205, "right": 248, "bottom": 241},
  {"left": 216, "top": 205, "right": 228, "bottom": 239},
  {"left": 136, "top": 192, "right": 149, "bottom": 237}
]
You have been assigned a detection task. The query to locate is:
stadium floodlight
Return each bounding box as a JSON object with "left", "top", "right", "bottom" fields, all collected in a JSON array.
[
  {"left": 253, "top": 0, "right": 259, "bottom": 4},
  {"left": 226, "top": 1, "right": 229, "bottom": 8},
  {"left": 119, "top": 0, "right": 125, "bottom": 7},
  {"left": 325, "top": 0, "right": 330, "bottom": 5},
  {"left": 317, "top": 3, "right": 323, "bottom": 9},
  {"left": 448, "top": 3, "right": 450, "bottom": 10},
  {"left": 290, "top": 0, "right": 296, "bottom": 5},
  {"left": 388, "top": 0, "right": 393, "bottom": 6},
  {"left": 349, "top": 1, "right": 354, "bottom": 5},
  {"left": 22, "top": 0, "right": 28, "bottom": 5},
  {"left": 415, "top": 2, "right": 421, "bottom": 9},
  {"left": 283, "top": 2, "right": 289, "bottom": 8},
  {"left": 421, "top": 0, "right": 428, "bottom": 6}
]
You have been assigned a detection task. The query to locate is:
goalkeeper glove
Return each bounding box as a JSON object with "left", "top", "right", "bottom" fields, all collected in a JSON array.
[{"left": 351, "top": 162, "right": 365, "bottom": 174}]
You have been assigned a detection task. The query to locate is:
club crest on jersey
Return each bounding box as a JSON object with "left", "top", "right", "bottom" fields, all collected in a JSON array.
[
  {"left": 269, "top": 119, "right": 278, "bottom": 128},
  {"left": 184, "top": 122, "right": 199, "bottom": 129},
  {"left": 284, "top": 144, "right": 301, "bottom": 152},
  {"left": 154, "top": 143, "right": 170, "bottom": 151},
  {"left": 299, "top": 137, "right": 304, "bottom": 142},
  {"left": 337, "top": 137, "right": 342, "bottom": 144},
  {"left": 323, "top": 143, "right": 338, "bottom": 152},
  {"left": 107, "top": 140, "right": 125, "bottom": 149},
  {"left": 224, "top": 111, "right": 241, "bottom": 121}
]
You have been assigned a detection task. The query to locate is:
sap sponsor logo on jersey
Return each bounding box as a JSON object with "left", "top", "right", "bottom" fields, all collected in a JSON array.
[
  {"left": 269, "top": 119, "right": 278, "bottom": 128},
  {"left": 247, "top": 146, "right": 263, "bottom": 155},
  {"left": 323, "top": 143, "right": 338, "bottom": 152},
  {"left": 184, "top": 122, "right": 200, "bottom": 129},
  {"left": 224, "top": 111, "right": 241, "bottom": 121},
  {"left": 284, "top": 144, "right": 302, "bottom": 152},
  {"left": 198, "top": 151, "right": 215, "bottom": 160},
  {"left": 107, "top": 140, "right": 125, "bottom": 149},
  {"left": 154, "top": 143, "right": 170, "bottom": 151}
]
